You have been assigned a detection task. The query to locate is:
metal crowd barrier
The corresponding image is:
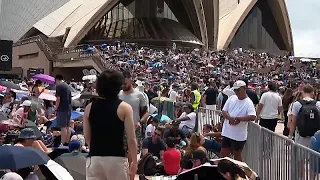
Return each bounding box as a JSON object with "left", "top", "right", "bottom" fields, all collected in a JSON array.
[{"left": 196, "top": 107, "right": 320, "bottom": 180}]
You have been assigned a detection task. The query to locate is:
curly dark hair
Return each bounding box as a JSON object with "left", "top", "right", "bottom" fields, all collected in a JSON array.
[{"left": 96, "top": 69, "right": 124, "bottom": 99}]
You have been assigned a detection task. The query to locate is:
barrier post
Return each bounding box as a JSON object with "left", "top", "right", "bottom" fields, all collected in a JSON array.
[{"left": 291, "top": 143, "right": 297, "bottom": 180}]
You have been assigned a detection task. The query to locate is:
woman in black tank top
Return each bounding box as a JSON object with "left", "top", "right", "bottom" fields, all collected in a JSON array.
[{"left": 83, "top": 69, "right": 138, "bottom": 180}]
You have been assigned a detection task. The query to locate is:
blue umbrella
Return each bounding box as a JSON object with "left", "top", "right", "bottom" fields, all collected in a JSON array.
[
  {"left": 151, "top": 114, "right": 171, "bottom": 122},
  {"left": 0, "top": 146, "right": 50, "bottom": 170},
  {"left": 50, "top": 111, "right": 83, "bottom": 128},
  {"left": 101, "top": 43, "right": 107, "bottom": 48},
  {"left": 70, "top": 111, "right": 84, "bottom": 120},
  {"left": 87, "top": 47, "right": 94, "bottom": 51},
  {"left": 153, "top": 62, "right": 162, "bottom": 68},
  {"left": 16, "top": 93, "right": 28, "bottom": 100},
  {"left": 128, "top": 59, "right": 135, "bottom": 64}
]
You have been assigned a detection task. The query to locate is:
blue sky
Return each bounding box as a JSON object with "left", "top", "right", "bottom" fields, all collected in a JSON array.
[{"left": 286, "top": 0, "right": 320, "bottom": 57}]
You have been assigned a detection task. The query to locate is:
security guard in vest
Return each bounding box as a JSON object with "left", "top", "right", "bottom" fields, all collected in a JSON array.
[{"left": 190, "top": 82, "right": 201, "bottom": 110}]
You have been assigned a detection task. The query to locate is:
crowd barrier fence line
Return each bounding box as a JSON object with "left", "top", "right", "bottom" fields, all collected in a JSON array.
[{"left": 196, "top": 107, "right": 320, "bottom": 180}]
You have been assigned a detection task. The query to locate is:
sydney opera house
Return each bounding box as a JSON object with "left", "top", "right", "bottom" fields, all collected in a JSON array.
[{"left": 0, "top": 0, "right": 294, "bottom": 79}]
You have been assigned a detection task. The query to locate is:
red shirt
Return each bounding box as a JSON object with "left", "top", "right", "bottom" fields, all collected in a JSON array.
[{"left": 163, "top": 148, "right": 181, "bottom": 175}]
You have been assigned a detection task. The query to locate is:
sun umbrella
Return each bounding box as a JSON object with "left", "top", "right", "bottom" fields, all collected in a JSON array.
[
  {"left": 151, "top": 97, "right": 171, "bottom": 103},
  {"left": 50, "top": 111, "right": 84, "bottom": 128},
  {"left": 38, "top": 160, "right": 74, "bottom": 180},
  {"left": 55, "top": 155, "right": 86, "bottom": 180},
  {"left": 151, "top": 114, "right": 171, "bottom": 122},
  {"left": 33, "top": 74, "right": 55, "bottom": 85},
  {"left": 79, "top": 92, "right": 98, "bottom": 99},
  {"left": 0, "top": 85, "right": 6, "bottom": 91},
  {"left": 176, "top": 163, "right": 223, "bottom": 180},
  {"left": 15, "top": 93, "right": 28, "bottom": 100},
  {"left": 39, "top": 92, "right": 56, "bottom": 101},
  {"left": 70, "top": 111, "right": 84, "bottom": 120},
  {"left": 82, "top": 75, "right": 97, "bottom": 81},
  {"left": 48, "top": 146, "right": 69, "bottom": 160},
  {"left": 0, "top": 146, "right": 50, "bottom": 170},
  {"left": 153, "top": 62, "right": 162, "bottom": 67},
  {"left": 71, "top": 93, "right": 81, "bottom": 100},
  {"left": 0, "top": 112, "right": 9, "bottom": 121},
  {"left": 0, "top": 81, "right": 21, "bottom": 90},
  {"left": 71, "top": 100, "right": 82, "bottom": 108}
]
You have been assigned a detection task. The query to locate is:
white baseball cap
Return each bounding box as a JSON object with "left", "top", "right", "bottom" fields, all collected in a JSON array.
[
  {"left": 232, "top": 80, "right": 246, "bottom": 90},
  {"left": 22, "top": 100, "right": 32, "bottom": 107}
]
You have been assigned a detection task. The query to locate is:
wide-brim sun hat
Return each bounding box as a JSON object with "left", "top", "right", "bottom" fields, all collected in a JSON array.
[{"left": 18, "top": 128, "right": 36, "bottom": 139}]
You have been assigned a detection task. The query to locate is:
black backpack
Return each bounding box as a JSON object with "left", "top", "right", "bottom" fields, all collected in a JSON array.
[
  {"left": 137, "top": 153, "right": 158, "bottom": 176},
  {"left": 297, "top": 100, "right": 320, "bottom": 137},
  {"left": 221, "top": 93, "right": 229, "bottom": 110}
]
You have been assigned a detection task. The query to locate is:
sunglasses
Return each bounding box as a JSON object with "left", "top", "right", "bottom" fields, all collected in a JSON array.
[{"left": 154, "top": 132, "right": 161, "bottom": 136}]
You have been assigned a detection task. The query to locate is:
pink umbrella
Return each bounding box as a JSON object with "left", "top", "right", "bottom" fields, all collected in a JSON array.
[{"left": 33, "top": 74, "right": 55, "bottom": 85}]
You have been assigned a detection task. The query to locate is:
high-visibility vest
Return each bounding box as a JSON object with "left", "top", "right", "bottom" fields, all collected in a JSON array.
[{"left": 192, "top": 90, "right": 201, "bottom": 109}]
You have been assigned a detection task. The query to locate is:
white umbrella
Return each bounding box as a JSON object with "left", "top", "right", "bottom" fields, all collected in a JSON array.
[
  {"left": 300, "top": 58, "right": 317, "bottom": 62},
  {"left": 82, "top": 75, "right": 97, "bottom": 81},
  {"left": 72, "top": 93, "right": 81, "bottom": 100},
  {"left": 45, "top": 160, "right": 74, "bottom": 180},
  {"left": 39, "top": 93, "right": 56, "bottom": 101}
]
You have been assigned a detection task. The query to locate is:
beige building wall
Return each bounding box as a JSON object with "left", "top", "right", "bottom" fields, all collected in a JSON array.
[{"left": 12, "top": 42, "right": 50, "bottom": 77}]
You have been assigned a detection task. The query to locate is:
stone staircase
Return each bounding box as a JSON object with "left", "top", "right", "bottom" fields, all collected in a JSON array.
[{"left": 14, "top": 36, "right": 107, "bottom": 73}]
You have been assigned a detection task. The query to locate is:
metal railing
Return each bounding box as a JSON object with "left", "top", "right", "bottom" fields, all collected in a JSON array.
[{"left": 197, "top": 107, "right": 320, "bottom": 180}]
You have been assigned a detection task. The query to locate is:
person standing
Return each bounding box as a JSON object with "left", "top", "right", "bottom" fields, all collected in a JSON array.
[
  {"left": 202, "top": 79, "right": 218, "bottom": 110},
  {"left": 256, "top": 81, "right": 283, "bottom": 132},
  {"left": 119, "top": 71, "right": 149, "bottom": 161},
  {"left": 289, "top": 85, "right": 320, "bottom": 148},
  {"left": 282, "top": 88, "right": 294, "bottom": 136},
  {"left": 190, "top": 82, "right": 201, "bottom": 110},
  {"left": 83, "top": 69, "right": 137, "bottom": 180},
  {"left": 243, "top": 79, "right": 259, "bottom": 106},
  {"left": 169, "top": 83, "right": 179, "bottom": 102},
  {"left": 54, "top": 74, "right": 72, "bottom": 146},
  {"left": 221, "top": 80, "right": 256, "bottom": 161}
]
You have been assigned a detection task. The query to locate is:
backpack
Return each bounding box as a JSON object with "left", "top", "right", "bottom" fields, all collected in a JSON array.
[
  {"left": 297, "top": 100, "right": 320, "bottom": 137},
  {"left": 221, "top": 93, "right": 229, "bottom": 110},
  {"left": 137, "top": 153, "right": 158, "bottom": 176}
]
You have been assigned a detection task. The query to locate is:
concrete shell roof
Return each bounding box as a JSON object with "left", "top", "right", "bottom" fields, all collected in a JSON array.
[
  {"left": 34, "top": 0, "right": 111, "bottom": 47},
  {"left": 0, "top": 0, "right": 69, "bottom": 42},
  {"left": 217, "top": 0, "right": 293, "bottom": 51}
]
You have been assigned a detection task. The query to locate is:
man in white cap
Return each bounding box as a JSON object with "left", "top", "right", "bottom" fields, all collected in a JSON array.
[
  {"left": 11, "top": 100, "right": 32, "bottom": 126},
  {"left": 220, "top": 80, "right": 256, "bottom": 161}
]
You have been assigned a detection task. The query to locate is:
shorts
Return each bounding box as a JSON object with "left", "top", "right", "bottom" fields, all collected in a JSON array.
[
  {"left": 123, "top": 128, "right": 142, "bottom": 153},
  {"left": 86, "top": 156, "right": 129, "bottom": 180},
  {"left": 221, "top": 136, "right": 246, "bottom": 152},
  {"left": 55, "top": 110, "right": 71, "bottom": 128}
]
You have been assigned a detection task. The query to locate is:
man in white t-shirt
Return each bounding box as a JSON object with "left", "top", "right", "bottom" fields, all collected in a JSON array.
[
  {"left": 221, "top": 80, "right": 256, "bottom": 161},
  {"left": 145, "top": 118, "right": 159, "bottom": 138},
  {"left": 169, "top": 83, "right": 179, "bottom": 102},
  {"left": 176, "top": 103, "right": 197, "bottom": 137},
  {"left": 256, "top": 81, "right": 282, "bottom": 132}
]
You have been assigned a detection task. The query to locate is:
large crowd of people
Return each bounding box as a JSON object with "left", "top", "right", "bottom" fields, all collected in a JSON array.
[{"left": 0, "top": 44, "right": 319, "bottom": 180}]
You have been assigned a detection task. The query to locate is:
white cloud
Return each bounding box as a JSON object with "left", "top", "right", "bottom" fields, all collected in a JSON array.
[{"left": 286, "top": 0, "right": 320, "bottom": 57}]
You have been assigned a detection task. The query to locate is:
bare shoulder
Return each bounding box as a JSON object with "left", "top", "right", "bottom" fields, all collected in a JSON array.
[
  {"left": 117, "top": 101, "right": 133, "bottom": 121},
  {"left": 84, "top": 103, "right": 92, "bottom": 117}
]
